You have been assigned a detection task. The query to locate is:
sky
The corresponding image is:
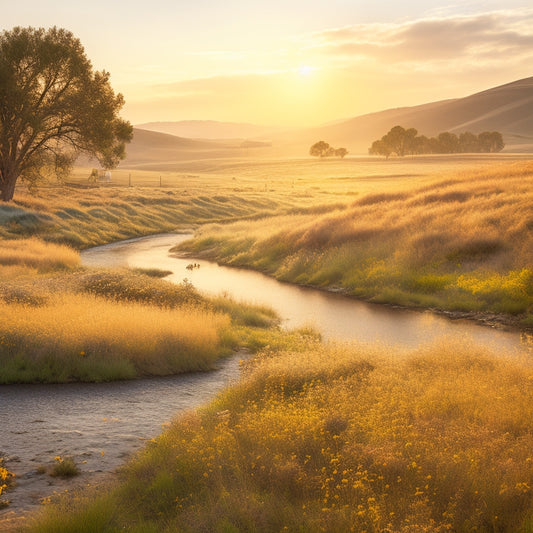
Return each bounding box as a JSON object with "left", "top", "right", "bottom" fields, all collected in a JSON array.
[{"left": 2, "top": 0, "right": 533, "bottom": 127}]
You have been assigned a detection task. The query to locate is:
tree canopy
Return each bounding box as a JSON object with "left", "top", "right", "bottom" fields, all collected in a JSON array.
[
  {"left": 310, "top": 141, "right": 348, "bottom": 158},
  {"left": 0, "top": 26, "right": 133, "bottom": 201},
  {"left": 369, "top": 126, "right": 504, "bottom": 158}
]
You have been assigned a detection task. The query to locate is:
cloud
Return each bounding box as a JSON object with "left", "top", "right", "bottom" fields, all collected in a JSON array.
[{"left": 306, "top": 10, "right": 533, "bottom": 66}]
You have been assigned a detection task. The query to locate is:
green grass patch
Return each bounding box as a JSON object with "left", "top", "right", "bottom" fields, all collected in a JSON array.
[{"left": 49, "top": 457, "right": 80, "bottom": 478}]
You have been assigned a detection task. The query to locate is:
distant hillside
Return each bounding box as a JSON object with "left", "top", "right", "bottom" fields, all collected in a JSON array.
[
  {"left": 119, "top": 128, "right": 271, "bottom": 170},
  {"left": 121, "top": 77, "right": 533, "bottom": 168},
  {"left": 135, "top": 120, "right": 277, "bottom": 140},
  {"left": 298, "top": 76, "right": 533, "bottom": 154}
]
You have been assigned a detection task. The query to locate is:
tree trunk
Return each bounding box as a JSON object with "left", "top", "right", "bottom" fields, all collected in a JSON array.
[{"left": 0, "top": 159, "right": 19, "bottom": 202}]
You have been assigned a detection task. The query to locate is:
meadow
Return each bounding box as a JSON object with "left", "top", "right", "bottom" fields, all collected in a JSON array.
[
  {"left": 1, "top": 153, "right": 532, "bottom": 530},
  {"left": 3, "top": 154, "right": 529, "bottom": 248}
]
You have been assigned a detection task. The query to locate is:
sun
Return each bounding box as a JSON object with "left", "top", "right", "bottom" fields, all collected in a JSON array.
[{"left": 298, "top": 65, "right": 314, "bottom": 76}]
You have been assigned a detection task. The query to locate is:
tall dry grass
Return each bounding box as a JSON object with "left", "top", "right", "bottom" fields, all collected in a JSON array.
[
  {"left": 0, "top": 238, "right": 79, "bottom": 270},
  {"left": 179, "top": 161, "right": 533, "bottom": 323},
  {"left": 0, "top": 256, "right": 287, "bottom": 383},
  {"left": 6, "top": 155, "right": 526, "bottom": 249},
  {"left": 0, "top": 292, "right": 230, "bottom": 383},
  {"left": 29, "top": 340, "right": 533, "bottom": 532}
]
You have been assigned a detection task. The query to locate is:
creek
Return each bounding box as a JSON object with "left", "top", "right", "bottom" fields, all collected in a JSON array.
[{"left": 1, "top": 232, "right": 528, "bottom": 518}]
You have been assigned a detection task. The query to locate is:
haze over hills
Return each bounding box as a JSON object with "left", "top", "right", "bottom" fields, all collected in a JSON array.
[
  {"left": 120, "top": 128, "right": 273, "bottom": 171},
  {"left": 123, "top": 76, "right": 533, "bottom": 168},
  {"left": 134, "top": 120, "right": 277, "bottom": 141}
]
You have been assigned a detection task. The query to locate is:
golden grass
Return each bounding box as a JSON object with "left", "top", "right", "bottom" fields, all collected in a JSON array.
[
  {"left": 11, "top": 154, "right": 533, "bottom": 530},
  {"left": 28, "top": 340, "right": 533, "bottom": 532},
  {"left": 0, "top": 258, "right": 287, "bottom": 383},
  {"left": 178, "top": 161, "right": 533, "bottom": 322},
  {"left": 0, "top": 238, "right": 79, "bottom": 270},
  {"left": 0, "top": 291, "right": 230, "bottom": 383},
  {"left": 3, "top": 154, "right": 529, "bottom": 249}
]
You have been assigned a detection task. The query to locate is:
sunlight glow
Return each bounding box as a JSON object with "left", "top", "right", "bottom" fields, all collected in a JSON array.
[{"left": 298, "top": 65, "right": 314, "bottom": 76}]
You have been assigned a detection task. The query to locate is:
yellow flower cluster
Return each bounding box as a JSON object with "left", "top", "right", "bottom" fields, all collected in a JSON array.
[{"left": 107, "top": 341, "right": 533, "bottom": 531}]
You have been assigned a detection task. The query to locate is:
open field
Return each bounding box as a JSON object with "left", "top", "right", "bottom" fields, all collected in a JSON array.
[
  {"left": 176, "top": 157, "right": 533, "bottom": 327},
  {"left": 1, "top": 153, "right": 532, "bottom": 530},
  {"left": 3, "top": 154, "right": 531, "bottom": 250},
  {"left": 28, "top": 340, "right": 533, "bottom": 532}
]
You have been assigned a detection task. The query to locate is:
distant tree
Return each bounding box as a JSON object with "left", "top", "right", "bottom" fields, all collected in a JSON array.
[
  {"left": 458, "top": 131, "right": 480, "bottom": 153},
  {"left": 369, "top": 139, "right": 392, "bottom": 158},
  {"left": 310, "top": 141, "right": 348, "bottom": 158},
  {"left": 335, "top": 147, "right": 348, "bottom": 158},
  {"left": 371, "top": 126, "right": 418, "bottom": 157},
  {"left": 310, "top": 141, "right": 332, "bottom": 157},
  {"left": 403, "top": 127, "right": 418, "bottom": 155},
  {"left": 412, "top": 135, "right": 431, "bottom": 154},
  {"left": 478, "top": 131, "right": 505, "bottom": 153},
  {"left": 436, "top": 132, "right": 460, "bottom": 154},
  {"left": 0, "top": 26, "right": 133, "bottom": 201},
  {"left": 382, "top": 125, "right": 407, "bottom": 156}
]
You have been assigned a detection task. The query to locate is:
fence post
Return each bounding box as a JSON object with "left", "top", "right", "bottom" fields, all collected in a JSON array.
[
  {"left": 160, "top": 175, "right": 162, "bottom": 187},
  {"left": 129, "top": 173, "right": 131, "bottom": 187}
]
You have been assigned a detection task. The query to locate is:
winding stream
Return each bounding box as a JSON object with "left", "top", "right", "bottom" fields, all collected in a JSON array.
[
  {"left": 1, "top": 232, "right": 529, "bottom": 518},
  {"left": 83, "top": 233, "right": 526, "bottom": 352}
]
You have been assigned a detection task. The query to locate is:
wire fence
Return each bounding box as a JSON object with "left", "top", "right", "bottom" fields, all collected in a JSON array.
[{"left": 62, "top": 169, "right": 203, "bottom": 189}]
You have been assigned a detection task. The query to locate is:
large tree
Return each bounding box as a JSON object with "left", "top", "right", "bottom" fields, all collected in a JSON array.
[{"left": 0, "top": 26, "right": 132, "bottom": 201}]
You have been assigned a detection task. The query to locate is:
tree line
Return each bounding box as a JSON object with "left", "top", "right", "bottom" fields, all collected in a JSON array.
[{"left": 369, "top": 126, "right": 504, "bottom": 158}]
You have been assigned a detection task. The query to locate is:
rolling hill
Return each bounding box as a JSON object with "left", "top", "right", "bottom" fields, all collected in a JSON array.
[
  {"left": 299, "top": 76, "right": 533, "bottom": 154},
  {"left": 134, "top": 120, "right": 276, "bottom": 141},
  {"left": 122, "top": 76, "right": 533, "bottom": 168},
  {"left": 119, "top": 128, "right": 272, "bottom": 171}
]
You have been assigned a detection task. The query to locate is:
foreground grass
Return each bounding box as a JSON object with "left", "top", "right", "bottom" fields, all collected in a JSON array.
[
  {"left": 28, "top": 340, "right": 533, "bottom": 532},
  {"left": 178, "top": 161, "right": 533, "bottom": 326},
  {"left": 0, "top": 291, "right": 231, "bottom": 383}
]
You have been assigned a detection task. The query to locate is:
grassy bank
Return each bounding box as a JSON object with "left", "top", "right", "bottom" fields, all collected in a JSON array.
[
  {"left": 3, "top": 155, "right": 528, "bottom": 250},
  {"left": 178, "top": 161, "right": 533, "bottom": 327},
  {"left": 28, "top": 340, "right": 533, "bottom": 532},
  {"left": 0, "top": 241, "right": 280, "bottom": 383}
]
